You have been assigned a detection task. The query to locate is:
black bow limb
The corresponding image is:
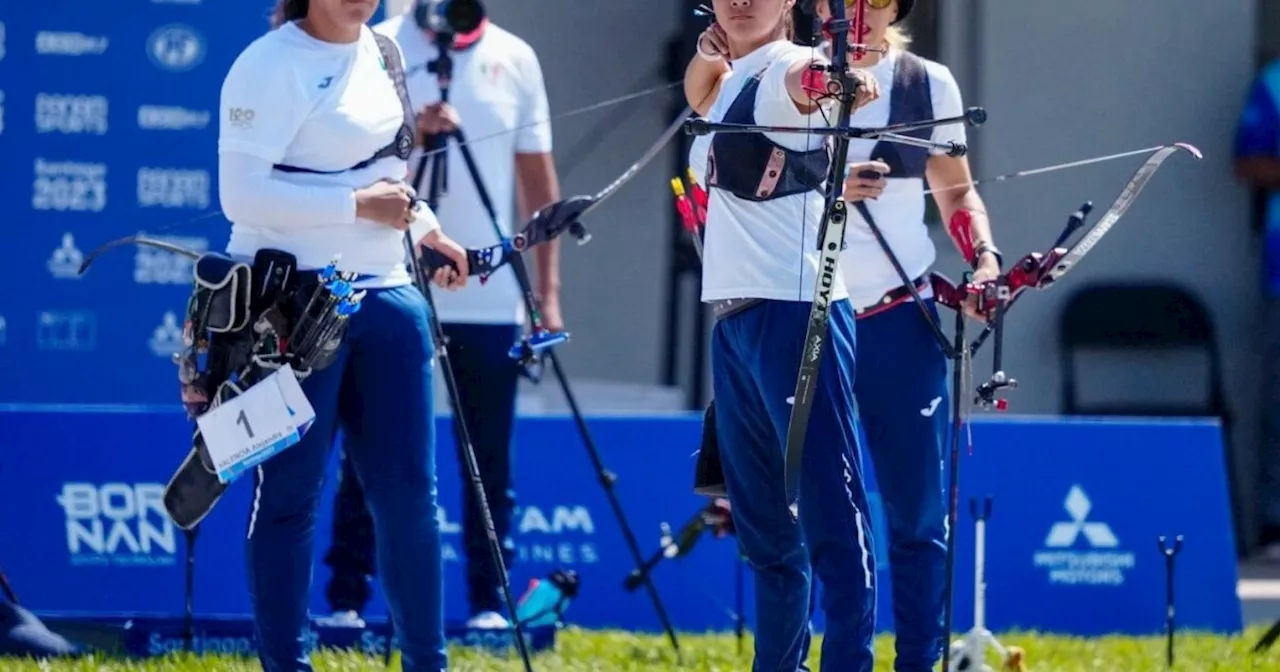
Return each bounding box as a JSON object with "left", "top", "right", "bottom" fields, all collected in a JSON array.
[
  {"left": 418, "top": 194, "right": 599, "bottom": 278},
  {"left": 77, "top": 234, "right": 202, "bottom": 275}
]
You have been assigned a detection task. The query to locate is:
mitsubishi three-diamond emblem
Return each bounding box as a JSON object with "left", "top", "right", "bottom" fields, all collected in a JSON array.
[
  {"left": 1044, "top": 485, "right": 1119, "bottom": 548},
  {"left": 1033, "top": 485, "right": 1134, "bottom": 586}
]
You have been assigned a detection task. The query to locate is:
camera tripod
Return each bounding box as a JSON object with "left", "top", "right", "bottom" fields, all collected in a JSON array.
[{"left": 410, "top": 28, "right": 682, "bottom": 659}]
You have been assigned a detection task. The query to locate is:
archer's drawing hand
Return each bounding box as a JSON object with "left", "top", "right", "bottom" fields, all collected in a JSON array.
[
  {"left": 696, "top": 23, "right": 729, "bottom": 61},
  {"left": 355, "top": 179, "right": 415, "bottom": 229},
  {"left": 842, "top": 160, "right": 890, "bottom": 201},
  {"left": 416, "top": 102, "right": 461, "bottom": 143}
]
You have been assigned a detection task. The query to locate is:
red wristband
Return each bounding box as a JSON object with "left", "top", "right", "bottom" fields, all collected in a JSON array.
[{"left": 800, "top": 67, "right": 829, "bottom": 98}]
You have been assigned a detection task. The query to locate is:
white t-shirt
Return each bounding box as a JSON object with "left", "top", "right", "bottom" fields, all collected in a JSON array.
[
  {"left": 839, "top": 48, "right": 966, "bottom": 309},
  {"left": 689, "top": 41, "right": 848, "bottom": 305},
  {"left": 218, "top": 22, "right": 437, "bottom": 288},
  {"left": 374, "top": 15, "right": 553, "bottom": 324}
]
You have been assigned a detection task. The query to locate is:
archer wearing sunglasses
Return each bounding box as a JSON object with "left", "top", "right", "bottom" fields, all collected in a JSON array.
[
  {"left": 683, "top": 1, "right": 882, "bottom": 671},
  {"left": 816, "top": 1, "right": 1004, "bottom": 671}
]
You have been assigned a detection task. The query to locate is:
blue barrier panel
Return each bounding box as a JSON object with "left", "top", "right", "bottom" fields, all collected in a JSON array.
[{"left": 0, "top": 408, "right": 1241, "bottom": 637}]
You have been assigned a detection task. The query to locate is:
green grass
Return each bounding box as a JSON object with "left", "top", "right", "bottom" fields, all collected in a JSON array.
[{"left": 5, "top": 626, "right": 1280, "bottom": 671}]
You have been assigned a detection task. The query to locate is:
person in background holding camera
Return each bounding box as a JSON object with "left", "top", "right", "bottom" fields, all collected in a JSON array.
[
  {"left": 319, "top": 0, "right": 563, "bottom": 631},
  {"left": 218, "top": 0, "right": 469, "bottom": 669}
]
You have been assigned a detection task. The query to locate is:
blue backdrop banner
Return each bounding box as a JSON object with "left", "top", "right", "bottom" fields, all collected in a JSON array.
[
  {"left": 0, "top": 408, "right": 1242, "bottom": 638},
  {"left": 0, "top": 1, "right": 387, "bottom": 405}
]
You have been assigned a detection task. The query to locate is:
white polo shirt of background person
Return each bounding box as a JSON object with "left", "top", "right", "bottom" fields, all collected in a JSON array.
[
  {"left": 217, "top": 22, "right": 440, "bottom": 289},
  {"left": 374, "top": 14, "right": 552, "bottom": 325},
  {"left": 838, "top": 47, "right": 966, "bottom": 310},
  {"left": 688, "top": 40, "right": 848, "bottom": 306}
]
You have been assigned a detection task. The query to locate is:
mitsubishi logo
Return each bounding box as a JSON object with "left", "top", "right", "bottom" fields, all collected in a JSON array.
[{"left": 1044, "top": 485, "right": 1119, "bottom": 548}]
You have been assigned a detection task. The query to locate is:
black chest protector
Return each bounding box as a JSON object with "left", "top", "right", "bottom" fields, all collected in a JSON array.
[
  {"left": 705, "top": 69, "right": 830, "bottom": 202},
  {"left": 866, "top": 50, "right": 934, "bottom": 180},
  {"left": 274, "top": 33, "right": 415, "bottom": 175}
]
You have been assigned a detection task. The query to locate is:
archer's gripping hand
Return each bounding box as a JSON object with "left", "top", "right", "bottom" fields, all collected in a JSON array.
[{"left": 420, "top": 245, "right": 507, "bottom": 283}]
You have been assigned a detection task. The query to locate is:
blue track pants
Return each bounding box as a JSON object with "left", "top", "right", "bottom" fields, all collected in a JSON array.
[
  {"left": 854, "top": 299, "right": 949, "bottom": 671},
  {"left": 245, "top": 284, "right": 446, "bottom": 672},
  {"left": 323, "top": 322, "right": 521, "bottom": 618},
  {"left": 711, "top": 298, "right": 876, "bottom": 672}
]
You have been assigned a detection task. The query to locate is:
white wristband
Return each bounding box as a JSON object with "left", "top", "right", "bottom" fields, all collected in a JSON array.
[{"left": 409, "top": 201, "right": 441, "bottom": 245}]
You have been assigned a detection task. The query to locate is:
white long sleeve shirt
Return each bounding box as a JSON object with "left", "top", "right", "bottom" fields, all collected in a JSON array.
[{"left": 217, "top": 21, "right": 438, "bottom": 288}]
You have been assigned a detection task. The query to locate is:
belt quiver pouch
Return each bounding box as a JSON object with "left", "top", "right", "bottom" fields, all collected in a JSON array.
[
  {"left": 193, "top": 253, "right": 252, "bottom": 333},
  {"left": 694, "top": 400, "right": 728, "bottom": 497},
  {"left": 178, "top": 253, "right": 255, "bottom": 417}
]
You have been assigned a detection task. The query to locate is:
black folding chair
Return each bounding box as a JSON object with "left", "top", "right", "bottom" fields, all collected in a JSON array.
[{"left": 1057, "top": 281, "right": 1239, "bottom": 551}]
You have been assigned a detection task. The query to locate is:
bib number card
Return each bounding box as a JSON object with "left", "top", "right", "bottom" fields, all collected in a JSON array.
[{"left": 196, "top": 364, "right": 316, "bottom": 484}]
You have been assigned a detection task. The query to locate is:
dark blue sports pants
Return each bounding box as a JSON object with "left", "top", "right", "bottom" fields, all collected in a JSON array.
[
  {"left": 324, "top": 322, "right": 521, "bottom": 617},
  {"left": 854, "top": 299, "right": 949, "bottom": 671},
  {"left": 712, "top": 298, "right": 876, "bottom": 672},
  {"left": 246, "top": 284, "right": 446, "bottom": 672}
]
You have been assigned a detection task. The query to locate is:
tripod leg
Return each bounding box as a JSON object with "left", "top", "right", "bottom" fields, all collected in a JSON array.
[
  {"left": 546, "top": 349, "right": 683, "bottom": 658},
  {"left": 184, "top": 525, "right": 197, "bottom": 654},
  {"left": 1253, "top": 618, "right": 1280, "bottom": 653},
  {"left": 404, "top": 241, "right": 535, "bottom": 672},
  {"left": 940, "top": 308, "right": 966, "bottom": 672},
  {"left": 439, "top": 127, "right": 681, "bottom": 657}
]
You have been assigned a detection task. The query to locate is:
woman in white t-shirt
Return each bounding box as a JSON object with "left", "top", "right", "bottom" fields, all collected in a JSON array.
[
  {"left": 684, "top": 1, "right": 881, "bottom": 670},
  {"left": 217, "top": 0, "right": 468, "bottom": 669},
  {"left": 813, "top": 2, "right": 1003, "bottom": 669}
]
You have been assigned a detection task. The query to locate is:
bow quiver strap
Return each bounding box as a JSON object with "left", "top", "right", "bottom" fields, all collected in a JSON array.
[{"left": 372, "top": 33, "right": 416, "bottom": 164}]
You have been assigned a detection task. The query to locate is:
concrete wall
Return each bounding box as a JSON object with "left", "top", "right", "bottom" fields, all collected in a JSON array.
[
  {"left": 436, "top": 0, "right": 1266, "bottom": 550},
  {"left": 939, "top": 0, "right": 1262, "bottom": 550}
]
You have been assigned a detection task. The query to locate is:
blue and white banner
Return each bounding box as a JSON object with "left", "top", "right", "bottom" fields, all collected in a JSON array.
[
  {"left": 0, "top": 409, "right": 1243, "bottom": 637},
  {"left": 0, "top": 1, "right": 387, "bottom": 406}
]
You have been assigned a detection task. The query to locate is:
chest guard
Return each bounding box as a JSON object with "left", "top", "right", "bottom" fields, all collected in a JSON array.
[
  {"left": 867, "top": 51, "right": 934, "bottom": 180},
  {"left": 274, "top": 33, "right": 415, "bottom": 175},
  {"left": 705, "top": 70, "right": 830, "bottom": 202}
]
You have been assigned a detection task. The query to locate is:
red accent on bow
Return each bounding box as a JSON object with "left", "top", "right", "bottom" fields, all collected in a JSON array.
[
  {"left": 928, "top": 249, "right": 1065, "bottom": 318},
  {"left": 850, "top": 0, "right": 867, "bottom": 60}
]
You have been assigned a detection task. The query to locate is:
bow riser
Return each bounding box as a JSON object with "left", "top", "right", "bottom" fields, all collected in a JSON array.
[{"left": 780, "top": 0, "right": 862, "bottom": 514}]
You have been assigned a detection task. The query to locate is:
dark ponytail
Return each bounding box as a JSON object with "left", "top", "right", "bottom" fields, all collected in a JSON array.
[{"left": 271, "top": 0, "right": 309, "bottom": 28}]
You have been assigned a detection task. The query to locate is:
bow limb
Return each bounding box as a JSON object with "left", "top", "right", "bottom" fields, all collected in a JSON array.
[
  {"left": 78, "top": 234, "right": 202, "bottom": 275},
  {"left": 965, "top": 141, "right": 1203, "bottom": 355},
  {"left": 779, "top": 0, "right": 859, "bottom": 516},
  {"left": 420, "top": 105, "right": 695, "bottom": 280}
]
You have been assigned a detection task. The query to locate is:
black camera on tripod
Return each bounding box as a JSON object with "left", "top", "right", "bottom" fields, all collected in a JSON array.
[{"left": 413, "top": 0, "right": 486, "bottom": 38}]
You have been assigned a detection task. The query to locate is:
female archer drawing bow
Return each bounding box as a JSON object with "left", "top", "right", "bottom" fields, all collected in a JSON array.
[{"left": 680, "top": 0, "right": 891, "bottom": 670}]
